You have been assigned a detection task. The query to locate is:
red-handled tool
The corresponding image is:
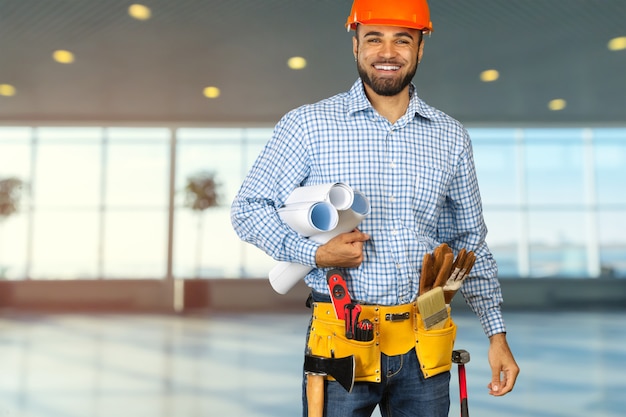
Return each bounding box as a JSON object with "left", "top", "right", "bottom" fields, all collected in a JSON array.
[
  {"left": 452, "top": 349, "right": 470, "bottom": 417},
  {"left": 327, "top": 269, "right": 352, "bottom": 320},
  {"left": 344, "top": 303, "right": 362, "bottom": 339}
]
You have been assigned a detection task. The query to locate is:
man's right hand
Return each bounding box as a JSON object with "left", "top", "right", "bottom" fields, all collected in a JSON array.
[{"left": 315, "top": 230, "right": 370, "bottom": 268}]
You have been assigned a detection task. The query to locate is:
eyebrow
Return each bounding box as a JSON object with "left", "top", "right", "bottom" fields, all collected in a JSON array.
[{"left": 363, "top": 31, "right": 415, "bottom": 40}]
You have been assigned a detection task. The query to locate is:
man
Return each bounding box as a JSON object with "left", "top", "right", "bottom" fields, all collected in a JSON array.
[{"left": 231, "top": 0, "right": 519, "bottom": 415}]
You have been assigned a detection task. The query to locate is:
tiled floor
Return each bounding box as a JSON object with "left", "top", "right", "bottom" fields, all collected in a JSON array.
[{"left": 0, "top": 310, "right": 625, "bottom": 417}]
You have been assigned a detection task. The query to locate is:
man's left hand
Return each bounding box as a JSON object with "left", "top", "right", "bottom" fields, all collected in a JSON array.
[{"left": 487, "top": 333, "right": 519, "bottom": 396}]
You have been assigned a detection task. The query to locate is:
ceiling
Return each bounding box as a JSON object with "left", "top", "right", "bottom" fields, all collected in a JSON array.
[{"left": 1, "top": 0, "right": 625, "bottom": 125}]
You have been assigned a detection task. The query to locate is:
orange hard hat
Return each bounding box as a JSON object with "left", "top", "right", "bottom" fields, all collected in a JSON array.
[{"left": 345, "top": 0, "right": 433, "bottom": 33}]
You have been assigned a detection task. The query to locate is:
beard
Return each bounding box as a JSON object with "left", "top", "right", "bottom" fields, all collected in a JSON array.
[{"left": 357, "top": 59, "right": 418, "bottom": 97}]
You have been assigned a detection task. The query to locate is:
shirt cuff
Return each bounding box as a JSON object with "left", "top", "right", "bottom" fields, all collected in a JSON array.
[
  {"left": 479, "top": 306, "right": 507, "bottom": 337},
  {"left": 284, "top": 233, "right": 320, "bottom": 267}
]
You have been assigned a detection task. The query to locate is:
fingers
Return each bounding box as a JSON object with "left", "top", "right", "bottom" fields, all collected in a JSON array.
[
  {"left": 433, "top": 251, "right": 453, "bottom": 288},
  {"left": 419, "top": 253, "right": 435, "bottom": 295},
  {"left": 443, "top": 289, "right": 456, "bottom": 304},
  {"left": 452, "top": 248, "right": 466, "bottom": 271},
  {"left": 421, "top": 243, "right": 453, "bottom": 295},
  {"left": 432, "top": 244, "right": 445, "bottom": 273},
  {"left": 315, "top": 230, "right": 370, "bottom": 268},
  {"left": 421, "top": 244, "right": 475, "bottom": 300},
  {"left": 343, "top": 229, "right": 371, "bottom": 243},
  {"left": 488, "top": 370, "right": 516, "bottom": 396},
  {"left": 488, "top": 370, "right": 504, "bottom": 396},
  {"left": 461, "top": 251, "right": 476, "bottom": 276}
]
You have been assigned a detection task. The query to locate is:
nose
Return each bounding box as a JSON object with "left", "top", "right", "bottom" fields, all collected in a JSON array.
[{"left": 378, "top": 41, "right": 397, "bottom": 59}]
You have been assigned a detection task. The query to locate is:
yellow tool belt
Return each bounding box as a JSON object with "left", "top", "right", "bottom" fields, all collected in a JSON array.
[{"left": 307, "top": 301, "right": 456, "bottom": 382}]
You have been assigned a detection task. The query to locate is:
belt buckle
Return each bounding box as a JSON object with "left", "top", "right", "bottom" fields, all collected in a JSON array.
[{"left": 385, "top": 312, "right": 410, "bottom": 322}]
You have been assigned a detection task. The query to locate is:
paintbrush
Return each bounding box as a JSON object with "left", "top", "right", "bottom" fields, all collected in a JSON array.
[{"left": 417, "top": 286, "right": 448, "bottom": 330}]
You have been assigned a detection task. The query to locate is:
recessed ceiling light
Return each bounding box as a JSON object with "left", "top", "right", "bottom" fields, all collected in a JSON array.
[
  {"left": 203, "top": 86, "right": 221, "bottom": 99},
  {"left": 607, "top": 36, "right": 626, "bottom": 51},
  {"left": 480, "top": 69, "right": 499, "bottom": 82},
  {"left": 52, "top": 50, "right": 75, "bottom": 64},
  {"left": 0, "top": 84, "right": 16, "bottom": 96},
  {"left": 129, "top": 4, "right": 151, "bottom": 20},
  {"left": 287, "top": 56, "right": 307, "bottom": 70},
  {"left": 548, "top": 98, "right": 567, "bottom": 111}
]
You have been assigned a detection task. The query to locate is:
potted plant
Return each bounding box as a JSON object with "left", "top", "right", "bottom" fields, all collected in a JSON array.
[
  {"left": 0, "top": 177, "right": 25, "bottom": 278},
  {"left": 184, "top": 171, "right": 221, "bottom": 277}
]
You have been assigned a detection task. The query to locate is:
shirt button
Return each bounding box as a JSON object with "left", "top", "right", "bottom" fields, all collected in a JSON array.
[
  {"left": 389, "top": 196, "right": 395, "bottom": 202},
  {"left": 390, "top": 161, "right": 396, "bottom": 168},
  {"left": 391, "top": 229, "right": 398, "bottom": 235},
  {"left": 396, "top": 263, "right": 401, "bottom": 269}
]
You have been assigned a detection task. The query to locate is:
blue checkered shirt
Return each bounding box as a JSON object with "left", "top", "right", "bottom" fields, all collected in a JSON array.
[{"left": 231, "top": 79, "right": 505, "bottom": 336}]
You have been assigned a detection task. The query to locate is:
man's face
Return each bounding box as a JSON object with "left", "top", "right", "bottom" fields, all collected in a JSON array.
[{"left": 353, "top": 25, "right": 424, "bottom": 97}]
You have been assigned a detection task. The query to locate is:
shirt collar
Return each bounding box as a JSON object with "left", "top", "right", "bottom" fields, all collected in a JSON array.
[{"left": 347, "top": 79, "right": 437, "bottom": 121}]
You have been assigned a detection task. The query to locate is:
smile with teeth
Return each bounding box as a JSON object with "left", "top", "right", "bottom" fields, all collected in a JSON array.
[{"left": 374, "top": 64, "right": 400, "bottom": 71}]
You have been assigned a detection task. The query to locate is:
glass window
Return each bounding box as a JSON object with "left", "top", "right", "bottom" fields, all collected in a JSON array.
[
  {"left": 594, "top": 129, "right": 626, "bottom": 206},
  {"left": 174, "top": 128, "right": 242, "bottom": 278},
  {"left": 105, "top": 128, "right": 170, "bottom": 207},
  {"left": 483, "top": 210, "right": 521, "bottom": 278},
  {"left": 103, "top": 128, "right": 170, "bottom": 278},
  {"left": 527, "top": 211, "right": 589, "bottom": 277},
  {"left": 1, "top": 125, "right": 625, "bottom": 281},
  {"left": 0, "top": 126, "right": 32, "bottom": 179},
  {"left": 28, "top": 128, "right": 102, "bottom": 279},
  {"left": 0, "top": 213, "right": 28, "bottom": 280},
  {"left": 174, "top": 128, "right": 272, "bottom": 278},
  {"left": 597, "top": 210, "right": 626, "bottom": 278},
  {"left": 470, "top": 128, "right": 519, "bottom": 206},
  {"left": 103, "top": 210, "right": 168, "bottom": 278},
  {"left": 35, "top": 128, "right": 102, "bottom": 208},
  {"left": 0, "top": 128, "right": 31, "bottom": 279},
  {"left": 524, "top": 129, "right": 586, "bottom": 206},
  {"left": 30, "top": 211, "right": 100, "bottom": 279}
]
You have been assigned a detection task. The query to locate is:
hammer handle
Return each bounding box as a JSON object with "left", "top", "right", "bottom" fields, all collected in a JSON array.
[
  {"left": 458, "top": 364, "right": 469, "bottom": 417},
  {"left": 307, "top": 374, "right": 324, "bottom": 417}
]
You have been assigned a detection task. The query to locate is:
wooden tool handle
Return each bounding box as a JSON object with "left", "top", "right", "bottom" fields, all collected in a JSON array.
[{"left": 307, "top": 374, "right": 325, "bottom": 417}]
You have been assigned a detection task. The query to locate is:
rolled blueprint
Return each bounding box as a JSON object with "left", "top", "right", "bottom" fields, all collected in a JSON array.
[
  {"left": 269, "top": 191, "right": 371, "bottom": 294},
  {"left": 284, "top": 182, "right": 354, "bottom": 211},
  {"left": 310, "top": 191, "right": 371, "bottom": 243},
  {"left": 277, "top": 201, "right": 338, "bottom": 236}
]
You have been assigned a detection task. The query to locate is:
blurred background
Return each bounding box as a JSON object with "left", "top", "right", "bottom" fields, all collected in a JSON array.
[{"left": 0, "top": 0, "right": 625, "bottom": 416}]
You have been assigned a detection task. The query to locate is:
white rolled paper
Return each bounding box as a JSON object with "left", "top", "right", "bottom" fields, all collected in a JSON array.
[
  {"left": 269, "top": 190, "right": 371, "bottom": 294},
  {"left": 277, "top": 201, "right": 338, "bottom": 237},
  {"left": 310, "top": 191, "right": 370, "bottom": 243},
  {"left": 284, "top": 182, "right": 354, "bottom": 210},
  {"left": 268, "top": 262, "right": 312, "bottom": 294}
]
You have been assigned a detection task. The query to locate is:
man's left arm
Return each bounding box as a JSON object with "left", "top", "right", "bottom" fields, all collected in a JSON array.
[{"left": 438, "top": 130, "right": 519, "bottom": 395}]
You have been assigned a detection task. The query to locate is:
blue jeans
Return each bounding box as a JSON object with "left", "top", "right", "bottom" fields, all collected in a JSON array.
[
  {"left": 303, "top": 293, "right": 451, "bottom": 417},
  {"left": 303, "top": 348, "right": 451, "bottom": 417}
]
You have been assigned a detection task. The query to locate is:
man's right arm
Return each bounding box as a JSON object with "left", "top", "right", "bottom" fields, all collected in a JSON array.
[{"left": 230, "top": 111, "right": 319, "bottom": 267}]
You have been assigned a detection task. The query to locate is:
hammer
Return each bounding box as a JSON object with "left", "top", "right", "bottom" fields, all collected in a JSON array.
[
  {"left": 452, "top": 349, "right": 471, "bottom": 417},
  {"left": 304, "top": 353, "right": 355, "bottom": 417}
]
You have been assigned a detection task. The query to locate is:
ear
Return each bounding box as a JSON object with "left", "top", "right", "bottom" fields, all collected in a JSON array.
[{"left": 352, "top": 36, "right": 358, "bottom": 61}]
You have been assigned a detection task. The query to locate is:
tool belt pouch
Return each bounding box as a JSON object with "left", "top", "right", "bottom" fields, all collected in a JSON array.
[
  {"left": 307, "top": 303, "right": 381, "bottom": 383},
  {"left": 414, "top": 309, "right": 457, "bottom": 378}
]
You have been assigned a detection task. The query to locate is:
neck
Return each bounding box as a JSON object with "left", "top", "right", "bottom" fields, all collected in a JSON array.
[{"left": 363, "top": 84, "right": 411, "bottom": 124}]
